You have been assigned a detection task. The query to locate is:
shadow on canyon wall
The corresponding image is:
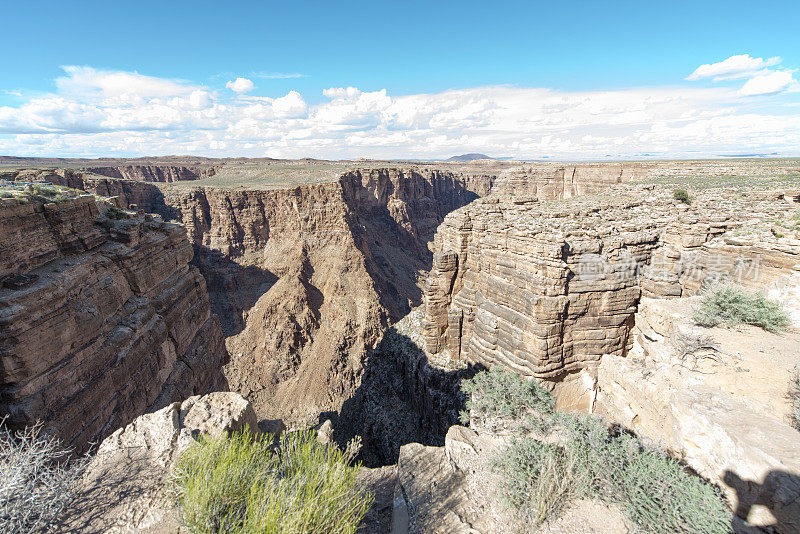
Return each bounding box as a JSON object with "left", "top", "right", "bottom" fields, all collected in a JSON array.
[
  {"left": 340, "top": 169, "right": 481, "bottom": 322},
  {"left": 191, "top": 247, "right": 279, "bottom": 338},
  {"left": 333, "top": 325, "right": 480, "bottom": 467}
]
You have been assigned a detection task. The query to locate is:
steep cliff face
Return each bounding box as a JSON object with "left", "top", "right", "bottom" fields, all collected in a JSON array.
[
  {"left": 160, "top": 182, "right": 385, "bottom": 422},
  {"left": 491, "top": 163, "right": 642, "bottom": 199},
  {"left": 422, "top": 186, "right": 800, "bottom": 372},
  {"left": 50, "top": 169, "right": 176, "bottom": 214},
  {"left": 419, "top": 183, "right": 800, "bottom": 528},
  {"left": 0, "top": 196, "right": 228, "bottom": 452},
  {"left": 339, "top": 168, "right": 485, "bottom": 319},
  {"left": 84, "top": 165, "right": 211, "bottom": 183},
  {"left": 422, "top": 192, "right": 670, "bottom": 378}
]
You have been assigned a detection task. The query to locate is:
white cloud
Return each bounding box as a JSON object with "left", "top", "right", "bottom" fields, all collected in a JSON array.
[
  {"left": 738, "top": 70, "right": 796, "bottom": 96},
  {"left": 226, "top": 77, "right": 255, "bottom": 93},
  {"left": 0, "top": 65, "right": 799, "bottom": 159},
  {"left": 687, "top": 54, "right": 782, "bottom": 81},
  {"left": 272, "top": 90, "right": 307, "bottom": 118},
  {"left": 57, "top": 66, "right": 194, "bottom": 100}
]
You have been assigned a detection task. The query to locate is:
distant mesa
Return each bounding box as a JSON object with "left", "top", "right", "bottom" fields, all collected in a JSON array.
[{"left": 446, "top": 153, "right": 493, "bottom": 162}]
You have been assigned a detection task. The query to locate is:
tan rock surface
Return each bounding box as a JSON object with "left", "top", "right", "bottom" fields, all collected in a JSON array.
[
  {"left": 0, "top": 198, "right": 228, "bottom": 452},
  {"left": 597, "top": 297, "right": 800, "bottom": 531}
]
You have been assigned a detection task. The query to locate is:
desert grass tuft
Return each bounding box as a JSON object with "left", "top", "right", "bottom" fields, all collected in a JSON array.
[
  {"left": 789, "top": 371, "right": 800, "bottom": 432},
  {"left": 693, "top": 284, "right": 790, "bottom": 333},
  {"left": 459, "top": 366, "right": 554, "bottom": 431},
  {"left": 463, "top": 370, "right": 730, "bottom": 533},
  {"left": 171, "top": 429, "right": 372, "bottom": 534}
]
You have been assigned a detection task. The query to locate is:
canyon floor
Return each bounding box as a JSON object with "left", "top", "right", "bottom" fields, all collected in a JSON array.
[{"left": 1, "top": 156, "right": 800, "bottom": 532}]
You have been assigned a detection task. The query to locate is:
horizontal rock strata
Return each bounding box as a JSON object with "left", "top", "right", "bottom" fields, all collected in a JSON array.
[
  {"left": 423, "top": 192, "right": 671, "bottom": 377},
  {"left": 0, "top": 196, "right": 228, "bottom": 452},
  {"left": 423, "top": 186, "right": 800, "bottom": 378}
]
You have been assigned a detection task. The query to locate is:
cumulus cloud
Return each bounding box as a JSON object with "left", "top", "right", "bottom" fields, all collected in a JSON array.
[
  {"left": 272, "top": 90, "right": 307, "bottom": 118},
  {"left": 226, "top": 77, "right": 255, "bottom": 93},
  {"left": 687, "top": 54, "right": 782, "bottom": 81},
  {"left": 1, "top": 64, "right": 799, "bottom": 159},
  {"left": 738, "top": 70, "right": 796, "bottom": 96}
]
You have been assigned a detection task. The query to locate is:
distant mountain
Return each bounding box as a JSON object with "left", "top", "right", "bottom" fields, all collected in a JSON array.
[{"left": 446, "top": 153, "right": 493, "bottom": 162}]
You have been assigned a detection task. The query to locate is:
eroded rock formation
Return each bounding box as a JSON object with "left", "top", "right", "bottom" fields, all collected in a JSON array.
[
  {"left": 422, "top": 192, "right": 670, "bottom": 379},
  {"left": 598, "top": 297, "right": 800, "bottom": 531},
  {"left": 0, "top": 196, "right": 228, "bottom": 452},
  {"left": 420, "top": 182, "right": 800, "bottom": 529},
  {"left": 144, "top": 168, "right": 490, "bottom": 423},
  {"left": 84, "top": 164, "right": 210, "bottom": 183}
]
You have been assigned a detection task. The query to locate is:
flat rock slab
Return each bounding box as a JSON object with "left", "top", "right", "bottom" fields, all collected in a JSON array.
[{"left": 393, "top": 426, "right": 631, "bottom": 534}]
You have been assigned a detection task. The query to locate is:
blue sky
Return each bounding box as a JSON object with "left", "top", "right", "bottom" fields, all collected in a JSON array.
[{"left": 1, "top": 0, "right": 799, "bottom": 159}]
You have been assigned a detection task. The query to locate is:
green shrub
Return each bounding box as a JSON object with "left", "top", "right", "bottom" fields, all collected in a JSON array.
[
  {"left": 459, "top": 367, "right": 554, "bottom": 430},
  {"left": 171, "top": 430, "right": 372, "bottom": 534},
  {"left": 615, "top": 441, "right": 731, "bottom": 534},
  {"left": 693, "top": 285, "right": 790, "bottom": 333},
  {"left": 790, "top": 371, "right": 800, "bottom": 432},
  {"left": 463, "top": 370, "right": 730, "bottom": 533},
  {"left": 490, "top": 438, "right": 576, "bottom": 524},
  {"left": 106, "top": 207, "right": 127, "bottom": 220},
  {"left": 673, "top": 189, "right": 691, "bottom": 204}
]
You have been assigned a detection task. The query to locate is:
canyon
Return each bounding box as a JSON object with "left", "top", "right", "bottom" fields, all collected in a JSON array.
[{"left": 1, "top": 156, "right": 799, "bottom": 531}]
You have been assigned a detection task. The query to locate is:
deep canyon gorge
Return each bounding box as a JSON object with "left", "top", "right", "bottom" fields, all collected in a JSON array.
[{"left": 1, "top": 156, "right": 799, "bottom": 531}]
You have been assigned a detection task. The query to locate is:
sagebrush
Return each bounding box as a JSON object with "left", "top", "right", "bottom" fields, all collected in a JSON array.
[
  {"left": 459, "top": 367, "right": 554, "bottom": 431},
  {"left": 171, "top": 429, "right": 373, "bottom": 534},
  {"left": 693, "top": 284, "right": 790, "bottom": 333},
  {"left": 464, "top": 370, "right": 730, "bottom": 533},
  {"left": 673, "top": 188, "right": 691, "bottom": 204},
  {"left": 0, "top": 422, "right": 87, "bottom": 534}
]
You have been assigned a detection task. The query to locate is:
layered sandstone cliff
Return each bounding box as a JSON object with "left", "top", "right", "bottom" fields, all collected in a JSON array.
[
  {"left": 422, "top": 191, "right": 672, "bottom": 378},
  {"left": 84, "top": 164, "right": 210, "bottom": 183},
  {"left": 422, "top": 186, "right": 800, "bottom": 375},
  {"left": 0, "top": 196, "right": 228, "bottom": 452}
]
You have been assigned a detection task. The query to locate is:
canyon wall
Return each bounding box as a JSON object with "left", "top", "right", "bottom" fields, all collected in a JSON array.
[
  {"left": 422, "top": 192, "right": 671, "bottom": 379},
  {"left": 161, "top": 181, "right": 385, "bottom": 422},
  {"left": 422, "top": 186, "right": 800, "bottom": 376},
  {"left": 151, "top": 168, "right": 488, "bottom": 422},
  {"left": 491, "top": 163, "right": 642, "bottom": 199},
  {"left": 84, "top": 164, "right": 211, "bottom": 182},
  {"left": 0, "top": 196, "right": 228, "bottom": 452},
  {"left": 420, "top": 183, "right": 800, "bottom": 529},
  {"left": 0, "top": 162, "right": 673, "bottom": 430}
]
